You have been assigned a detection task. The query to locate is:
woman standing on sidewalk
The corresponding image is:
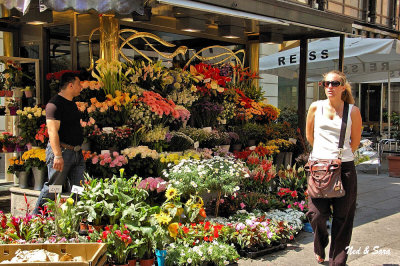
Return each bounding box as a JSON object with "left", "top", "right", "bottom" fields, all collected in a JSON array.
[{"left": 306, "top": 70, "right": 362, "bottom": 265}]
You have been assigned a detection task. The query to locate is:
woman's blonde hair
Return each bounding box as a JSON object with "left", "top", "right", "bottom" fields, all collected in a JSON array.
[{"left": 323, "top": 70, "right": 355, "bottom": 104}]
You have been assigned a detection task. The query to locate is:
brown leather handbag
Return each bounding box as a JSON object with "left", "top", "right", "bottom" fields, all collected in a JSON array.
[{"left": 305, "top": 102, "right": 349, "bottom": 199}]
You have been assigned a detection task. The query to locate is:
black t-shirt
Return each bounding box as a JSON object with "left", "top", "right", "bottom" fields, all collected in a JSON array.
[{"left": 46, "top": 94, "right": 83, "bottom": 146}]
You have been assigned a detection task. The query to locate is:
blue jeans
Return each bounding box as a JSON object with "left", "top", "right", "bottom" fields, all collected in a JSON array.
[{"left": 33, "top": 143, "right": 85, "bottom": 215}]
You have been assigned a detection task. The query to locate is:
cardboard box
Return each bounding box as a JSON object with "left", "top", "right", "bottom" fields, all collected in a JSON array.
[{"left": 0, "top": 243, "right": 107, "bottom": 266}]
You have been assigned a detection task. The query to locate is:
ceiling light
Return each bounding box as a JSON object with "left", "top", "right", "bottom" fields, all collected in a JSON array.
[
  {"left": 20, "top": 0, "right": 53, "bottom": 25},
  {"left": 121, "top": 17, "right": 134, "bottom": 22},
  {"left": 177, "top": 17, "right": 206, "bottom": 32},
  {"left": 219, "top": 25, "right": 245, "bottom": 39}
]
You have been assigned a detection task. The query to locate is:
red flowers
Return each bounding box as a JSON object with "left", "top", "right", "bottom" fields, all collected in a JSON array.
[
  {"left": 277, "top": 188, "right": 298, "bottom": 198},
  {"left": 35, "top": 124, "right": 49, "bottom": 144},
  {"left": 46, "top": 70, "right": 80, "bottom": 81}
]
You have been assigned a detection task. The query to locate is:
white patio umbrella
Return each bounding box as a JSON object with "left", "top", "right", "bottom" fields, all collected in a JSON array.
[{"left": 259, "top": 37, "right": 400, "bottom": 83}]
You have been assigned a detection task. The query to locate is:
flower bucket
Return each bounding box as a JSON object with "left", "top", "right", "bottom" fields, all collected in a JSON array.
[
  {"left": 139, "top": 257, "right": 154, "bottom": 266},
  {"left": 18, "top": 171, "right": 30, "bottom": 189},
  {"left": 13, "top": 173, "right": 19, "bottom": 186},
  {"left": 5, "top": 90, "right": 13, "bottom": 97},
  {"left": 13, "top": 87, "right": 23, "bottom": 98},
  {"left": 16, "top": 145, "right": 26, "bottom": 152},
  {"left": 5, "top": 144, "right": 16, "bottom": 153},
  {"left": 32, "top": 167, "right": 47, "bottom": 190},
  {"left": 231, "top": 143, "right": 242, "bottom": 151},
  {"left": 24, "top": 90, "right": 33, "bottom": 98},
  {"left": 8, "top": 106, "right": 19, "bottom": 115},
  {"left": 155, "top": 249, "right": 167, "bottom": 266}
]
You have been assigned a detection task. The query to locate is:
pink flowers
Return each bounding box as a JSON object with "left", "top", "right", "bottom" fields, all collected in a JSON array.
[
  {"left": 141, "top": 91, "right": 180, "bottom": 119},
  {"left": 138, "top": 177, "right": 168, "bottom": 193},
  {"left": 91, "top": 152, "right": 127, "bottom": 168},
  {"left": 240, "top": 202, "right": 246, "bottom": 209}
]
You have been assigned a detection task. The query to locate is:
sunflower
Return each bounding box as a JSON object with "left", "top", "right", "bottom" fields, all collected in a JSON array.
[
  {"left": 165, "top": 187, "right": 178, "bottom": 200},
  {"left": 154, "top": 212, "right": 172, "bottom": 225}
]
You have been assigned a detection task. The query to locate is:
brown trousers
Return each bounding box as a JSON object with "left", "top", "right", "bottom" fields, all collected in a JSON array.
[{"left": 306, "top": 161, "right": 357, "bottom": 266}]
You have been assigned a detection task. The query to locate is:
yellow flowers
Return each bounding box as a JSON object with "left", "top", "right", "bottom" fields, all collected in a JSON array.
[
  {"left": 16, "top": 106, "right": 45, "bottom": 118},
  {"left": 159, "top": 151, "right": 201, "bottom": 164},
  {"left": 154, "top": 211, "right": 172, "bottom": 225},
  {"left": 22, "top": 148, "right": 46, "bottom": 162},
  {"left": 168, "top": 222, "right": 179, "bottom": 238},
  {"left": 165, "top": 187, "right": 178, "bottom": 200},
  {"left": 66, "top": 198, "right": 74, "bottom": 206},
  {"left": 9, "top": 157, "right": 25, "bottom": 166}
]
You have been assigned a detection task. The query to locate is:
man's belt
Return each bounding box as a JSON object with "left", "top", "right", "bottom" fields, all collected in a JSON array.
[{"left": 60, "top": 143, "right": 81, "bottom": 152}]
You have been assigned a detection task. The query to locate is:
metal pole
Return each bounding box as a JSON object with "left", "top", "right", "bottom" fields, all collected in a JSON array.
[
  {"left": 358, "top": 83, "right": 361, "bottom": 107},
  {"left": 298, "top": 38, "right": 308, "bottom": 137},
  {"left": 388, "top": 72, "right": 391, "bottom": 138},
  {"left": 338, "top": 35, "right": 345, "bottom": 72},
  {"left": 380, "top": 82, "right": 384, "bottom": 137}
]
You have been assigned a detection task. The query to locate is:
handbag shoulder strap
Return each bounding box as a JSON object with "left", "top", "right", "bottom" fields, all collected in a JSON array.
[{"left": 338, "top": 102, "right": 349, "bottom": 157}]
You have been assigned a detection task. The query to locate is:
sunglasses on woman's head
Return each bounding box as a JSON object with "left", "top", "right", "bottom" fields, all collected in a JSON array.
[{"left": 322, "top": 81, "right": 342, "bottom": 87}]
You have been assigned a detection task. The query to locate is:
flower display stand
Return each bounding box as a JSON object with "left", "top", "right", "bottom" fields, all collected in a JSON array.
[{"left": 238, "top": 243, "right": 287, "bottom": 259}]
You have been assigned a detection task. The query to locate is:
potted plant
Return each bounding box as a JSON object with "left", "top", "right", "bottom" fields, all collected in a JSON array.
[
  {"left": 21, "top": 148, "right": 47, "bottom": 190},
  {"left": 1, "top": 132, "right": 17, "bottom": 152},
  {"left": 241, "top": 122, "right": 266, "bottom": 147},
  {"left": 387, "top": 111, "right": 400, "bottom": 177},
  {"left": 7, "top": 156, "right": 29, "bottom": 187},
  {"left": 6, "top": 99, "right": 19, "bottom": 115}
]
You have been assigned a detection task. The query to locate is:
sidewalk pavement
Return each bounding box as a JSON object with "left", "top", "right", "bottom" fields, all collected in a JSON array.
[{"left": 238, "top": 165, "right": 400, "bottom": 266}]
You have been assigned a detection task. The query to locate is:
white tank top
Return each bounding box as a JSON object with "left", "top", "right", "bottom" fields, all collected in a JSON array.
[{"left": 311, "top": 100, "right": 354, "bottom": 162}]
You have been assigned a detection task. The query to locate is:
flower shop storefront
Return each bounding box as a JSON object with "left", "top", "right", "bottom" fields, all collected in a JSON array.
[{"left": 0, "top": 0, "right": 355, "bottom": 265}]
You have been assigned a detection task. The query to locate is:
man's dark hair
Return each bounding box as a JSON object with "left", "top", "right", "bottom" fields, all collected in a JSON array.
[{"left": 59, "top": 72, "right": 81, "bottom": 90}]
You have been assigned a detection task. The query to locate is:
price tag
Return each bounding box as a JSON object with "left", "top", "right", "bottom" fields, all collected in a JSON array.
[
  {"left": 71, "top": 185, "right": 84, "bottom": 195},
  {"left": 289, "top": 138, "right": 297, "bottom": 144},
  {"left": 249, "top": 146, "right": 256, "bottom": 151},
  {"left": 194, "top": 141, "right": 199, "bottom": 149},
  {"left": 49, "top": 185, "right": 62, "bottom": 193}
]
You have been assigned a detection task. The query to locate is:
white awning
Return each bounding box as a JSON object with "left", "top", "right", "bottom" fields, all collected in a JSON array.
[{"left": 259, "top": 37, "right": 400, "bottom": 83}]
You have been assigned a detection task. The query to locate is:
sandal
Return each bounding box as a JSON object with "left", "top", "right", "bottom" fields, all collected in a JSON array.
[{"left": 315, "top": 254, "right": 324, "bottom": 264}]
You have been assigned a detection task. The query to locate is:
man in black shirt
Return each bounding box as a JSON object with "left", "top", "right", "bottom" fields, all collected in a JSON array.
[{"left": 33, "top": 72, "right": 84, "bottom": 214}]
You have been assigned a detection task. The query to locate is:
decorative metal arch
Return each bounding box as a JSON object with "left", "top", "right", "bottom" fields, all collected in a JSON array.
[{"left": 87, "top": 28, "right": 245, "bottom": 70}]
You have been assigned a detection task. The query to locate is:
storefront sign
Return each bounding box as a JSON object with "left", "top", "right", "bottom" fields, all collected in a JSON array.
[{"left": 278, "top": 50, "right": 329, "bottom": 66}]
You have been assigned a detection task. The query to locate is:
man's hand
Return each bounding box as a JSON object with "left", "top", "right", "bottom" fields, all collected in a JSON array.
[{"left": 53, "top": 157, "right": 64, "bottom": 172}]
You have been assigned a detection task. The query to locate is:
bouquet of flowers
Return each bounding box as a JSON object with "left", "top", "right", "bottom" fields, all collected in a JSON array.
[
  {"left": 165, "top": 131, "right": 194, "bottom": 152},
  {"left": 191, "top": 100, "right": 224, "bottom": 128},
  {"left": 190, "top": 63, "right": 231, "bottom": 97},
  {"left": 87, "top": 91, "right": 135, "bottom": 128},
  {"left": 121, "top": 146, "right": 160, "bottom": 177},
  {"left": 16, "top": 106, "right": 46, "bottom": 144},
  {"left": 159, "top": 150, "right": 201, "bottom": 165},
  {"left": 86, "top": 151, "right": 128, "bottom": 178},
  {"left": 1, "top": 132, "right": 17, "bottom": 149},
  {"left": 92, "top": 59, "right": 128, "bottom": 96},
  {"left": 22, "top": 148, "right": 46, "bottom": 170}
]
